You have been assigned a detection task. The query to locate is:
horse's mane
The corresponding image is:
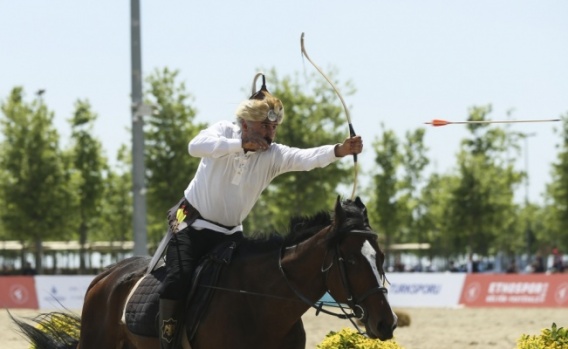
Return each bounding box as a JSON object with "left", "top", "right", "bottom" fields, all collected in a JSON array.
[
  {"left": 238, "top": 199, "right": 368, "bottom": 254},
  {"left": 237, "top": 210, "right": 331, "bottom": 254},
  {"left": 284, "top": 210, "right": 333, "bottom": 246}
]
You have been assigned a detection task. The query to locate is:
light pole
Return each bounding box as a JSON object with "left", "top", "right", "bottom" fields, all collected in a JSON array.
[
  {"left": 523, "top": 132, "right": 536, "bottom": 268},
  {"left": 523, "top": 132, "right": 536, "bottom": 205},
  {"left": 131, "top": 0, "right": 148, "bottom": 256}
]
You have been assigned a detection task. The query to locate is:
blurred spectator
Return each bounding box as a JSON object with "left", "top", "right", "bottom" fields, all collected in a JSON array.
[
  {"left": 505, "top": 258, "right": 518, "bottom": 274},
  {"left": 21, "top": 262, "right": 36, "bottom": 275},
  {"left": 552, "top": 248, "right": 565, "bottom": 273},
  {"left": 411, "top": 262, "right": 423, "bottom": 272},
  {"left": 2, "top": 264, "right": 14, "bottom": 275},
  {"left": 467, "top": 255, "right": 479, "bottom": 273},
  {"left": 531, "top": 255, "right": 545, "bottom": 273},
  {"left": 447, "top": 260, "right": 459, "bottom": 272},
  {"left": 393, "top": 262, "right": 405, "bottom": 272},
  {"left": 424, "top": 261, "right": 437, "bottom": 272}
]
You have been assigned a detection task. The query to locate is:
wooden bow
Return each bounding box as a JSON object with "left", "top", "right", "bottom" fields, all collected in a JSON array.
[{"left": 301, "top": 32, "right": 358, "bottom": 200}]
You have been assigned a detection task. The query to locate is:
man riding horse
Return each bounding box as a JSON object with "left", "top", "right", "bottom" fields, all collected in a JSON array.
[{"left": 158, "top": 73, "right": 363, "bottom": 349}]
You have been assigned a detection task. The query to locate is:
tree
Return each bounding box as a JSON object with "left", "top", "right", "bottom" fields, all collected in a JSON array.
[
  {"left": 398, "top": 129, "right": 429, "bottom": 242},
  {"left": 67, "top": 100, "right": 107, "bottom": 273},
  {"left": 544, "top": 114, "right": 568, "bottom": 252},
  {"left": 246, "top": 69, "right": 356, "bottom": 233},
  {"left": 420, "top": 172, "right": 460, "bottom": 260},
  {"left": 0, "top": 168, "right": 7, "bottom": 239},
  {"left": 143, "top": 68, "right": 205, "bottom": 243},
  {"left": 94, "top": 145, "right": 133, "bottom": 261},
  {"left": 0, "top": 88, "right": 73, "bottom": 273},
  {"left": 369, "top": 124, "right": 402, "bottom": 256},
  {"left": 445, "top": 105, "right": 522, "bottom": 257}
]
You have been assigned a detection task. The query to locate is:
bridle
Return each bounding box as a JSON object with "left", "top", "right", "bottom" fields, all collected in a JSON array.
[
  {"left": 198, "top": 228, "right": 390, "bottom": 335},
  {"left": 279, "top": 230, "right": 389, "bottom": 330}
]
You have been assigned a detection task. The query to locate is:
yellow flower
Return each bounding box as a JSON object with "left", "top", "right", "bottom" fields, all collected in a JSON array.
[{"left": 317, "top": 328, "right": 404, "bottom": 349}]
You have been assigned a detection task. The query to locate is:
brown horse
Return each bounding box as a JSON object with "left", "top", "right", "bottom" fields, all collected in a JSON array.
[{"left": 13, "top": 197, "right": 397, "bottom": 349}]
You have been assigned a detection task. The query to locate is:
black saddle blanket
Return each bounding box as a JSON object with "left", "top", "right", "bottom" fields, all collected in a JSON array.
[
  {"left": 124, "top": 267, "right": 165, "bottom": 337},
  {"left": 124, "top": 241, "right": 237, "bottom": 339}
]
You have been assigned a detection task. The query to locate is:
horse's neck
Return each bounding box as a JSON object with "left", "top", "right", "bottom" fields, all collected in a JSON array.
[{"left": 280, "top": 234, "right": 329, "bottom": 302}]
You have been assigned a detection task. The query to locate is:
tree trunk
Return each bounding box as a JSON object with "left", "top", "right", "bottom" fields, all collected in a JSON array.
[
  {"left": 79, "top": 221, "right": 87, "bottom": 274},
  {"left": 34, "top": 238, "right": 43, "bottom": 274}
]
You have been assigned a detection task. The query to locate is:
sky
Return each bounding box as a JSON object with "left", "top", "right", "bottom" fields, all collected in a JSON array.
[{"left": 1, "top": 1, "right": 567, "bottom": 205}]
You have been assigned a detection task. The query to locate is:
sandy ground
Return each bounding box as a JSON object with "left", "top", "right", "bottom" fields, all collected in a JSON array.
[{"left": 2, "top": 307, "right": 565, "bottom": 349}]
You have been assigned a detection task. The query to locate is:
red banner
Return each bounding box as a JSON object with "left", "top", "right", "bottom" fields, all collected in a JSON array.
[
  {"left": 460, "top": 274, "right": 568, "bottom": 307},
  {"left": 0, "top": 276, "right": 38, "bottom": 309}
]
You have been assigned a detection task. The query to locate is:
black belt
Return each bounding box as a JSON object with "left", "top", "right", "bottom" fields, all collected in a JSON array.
[{"left": 168, "top": 198, "right": 238, "bottom": 232}]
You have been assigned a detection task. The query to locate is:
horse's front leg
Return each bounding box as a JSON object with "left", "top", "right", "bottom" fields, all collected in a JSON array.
[{"left": 278, "top": 319, "right": 306, "bottom": 349}]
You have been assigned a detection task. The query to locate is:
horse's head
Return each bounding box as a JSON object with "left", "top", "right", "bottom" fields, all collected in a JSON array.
[{"left": 325, "top": 196, "right": 397, "bottom": 340}]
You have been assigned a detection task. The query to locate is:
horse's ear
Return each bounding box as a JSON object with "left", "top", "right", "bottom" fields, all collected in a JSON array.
[
  {"left": 354, "top": 196, "right": 367, "bottom": 215},
  {"left": 334, "top": 196, "right": 346, "bottom": 228}
]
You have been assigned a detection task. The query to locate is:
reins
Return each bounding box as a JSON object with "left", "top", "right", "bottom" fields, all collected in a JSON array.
[
  {"left": 277, "top": 246, "right": 354, "bottom": 320},
  {"left": 279, "top": 232, "right": 389, "bottom": 336},
  {"left": 200, "top": 231, "right": 389, "bottom": 337}
]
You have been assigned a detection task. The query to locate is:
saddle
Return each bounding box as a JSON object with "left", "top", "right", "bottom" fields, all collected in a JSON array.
[{"left": 124, "top": 240, "right": 238, "bottom": 341}]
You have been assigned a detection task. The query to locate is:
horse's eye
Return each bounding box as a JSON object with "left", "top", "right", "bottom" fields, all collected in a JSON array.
[{"left": 347, "top": 256, "right": 357, "bottom": 265}]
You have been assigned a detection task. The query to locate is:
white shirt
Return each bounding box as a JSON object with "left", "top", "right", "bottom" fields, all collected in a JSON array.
[{"left": 184, "top": 120, "right": 340, "bottom": 227}]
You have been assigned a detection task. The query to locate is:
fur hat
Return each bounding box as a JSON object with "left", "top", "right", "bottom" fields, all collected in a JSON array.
[{"left": 235, "top": 73, "right": 284, "bottom": 124}]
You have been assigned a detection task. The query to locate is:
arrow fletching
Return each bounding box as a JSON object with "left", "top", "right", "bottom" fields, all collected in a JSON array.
[
  {"left": 425, "top": 118, "right": 560, "bottom": 127},
  {"left": 425, "top": 119, "right": 451, "bottom": 127}
]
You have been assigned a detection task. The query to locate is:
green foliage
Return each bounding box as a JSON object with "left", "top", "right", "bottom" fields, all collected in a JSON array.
[
  {"left": 369, "top": 125, "right": 430, "bottom": 255},
  {"left": 441, "top": 105, "right": 523, "bottom": 256},
  {"left": 397, "top": 129, "right": 429, "bottom": 246},
  {"left": 418, "top": 172, "right": 460, "bottom": 257},
  {"left": 317, "top": 328, "right": 404, "bottom": 349},
  {"left": 0, "top": 168, "right": 7, "bottom": 239},
  {"left": 67, "top": 100, "right": 107, "bottom": 272},
  {"left": 143, "top": 68, "right": 205, "bottom": 243},
  {"left": 370, "top": 124, "right": 402, "bottom": 249},
  {"left": 68, "top": 100, "right": 106, "bottom": 213},
  {"left": 517, "top": 323, "right": 568, "bottom": 349},
  {"left": 1, "top": 72, "right": 566, "bottom": 266},
  {"left": 0, "top": 88, "right": 74, "bottom": 270},
  {"left": 544, "top": 115, "right": 568, "bottom": 252},
  {"left": 369, "top": 105, "right": 529, "bottom": 262},
  {"left": 93, "top": 145, "right": 132, "bottom": 243}
]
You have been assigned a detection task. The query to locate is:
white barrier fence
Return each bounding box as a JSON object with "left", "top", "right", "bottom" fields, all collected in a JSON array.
[
  {"left": 388, "top": 273, "right": 466, "bottom": 307},
  {"left": 1, "top": 273, "right": 567, "bottom": 309}
]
